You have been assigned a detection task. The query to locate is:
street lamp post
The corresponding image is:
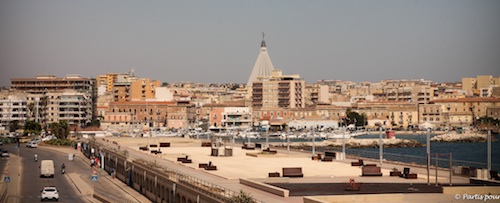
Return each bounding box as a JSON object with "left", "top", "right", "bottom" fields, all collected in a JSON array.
[
  {"left": 312, "top": 128, "right": 315, "bottom": 156},
  {"left": 341, "top": 127, "right": 346, "bottom": 160},
  {"left": 379, "top": 127, "right": 383, "bottom": 165},
  {"left": 426, "top": 128, "right": 431, "bottom": 185},
  {"left": 488, "top": 130, "right": 492, "bottom": 179}
]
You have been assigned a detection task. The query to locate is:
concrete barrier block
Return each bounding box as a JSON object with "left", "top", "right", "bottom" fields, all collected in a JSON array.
[{"left": 239, "top": 178, "right": 289, "bottom": 197}]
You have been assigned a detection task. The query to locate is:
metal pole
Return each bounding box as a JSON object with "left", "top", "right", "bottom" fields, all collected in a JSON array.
[
  {"left": 312, "top": 128, "right": 315, "bottom": 155},
  {"left": 435, "top": 153, "right": 438, "bottom": 187},
  {"left": 427, "top": 129, "right": 430, "bottom": 185},
  {"left": 449, "top": 152, "right": 452, "bottom": 186},
  {"left": 379, "top": 127, "right": 383, "bottom": 165},
  {"left": 286, "top": 133, "right": 290, "bottom": 152},
  {"left": 265, "top": 126, "right": 269, "bottom": 149},
  {"left": 488, "top": 130, "right": 491, "bottom": 179},
  {"left": 342, "top": 128, "right": 346, "bottom": 160}
]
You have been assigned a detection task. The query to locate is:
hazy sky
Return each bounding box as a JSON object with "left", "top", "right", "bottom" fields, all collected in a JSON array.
[{"left": 1, "top": 0, "right": 499, "bottom": 86}]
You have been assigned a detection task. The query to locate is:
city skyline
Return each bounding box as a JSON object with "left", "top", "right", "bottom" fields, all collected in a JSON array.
[{"left": 1, "top": 0, "right": 500, "bottom": 86}]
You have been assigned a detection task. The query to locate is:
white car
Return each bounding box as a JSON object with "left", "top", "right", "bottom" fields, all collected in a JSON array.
[
  {"left": 1, "top": 150, "right": 8, "bottom": 157},
  {"left": 41, "top": 186, "right": 59, "bottom": 201},
  {"left": 26, "top": 141, "right": 38, "bottom": 148}
]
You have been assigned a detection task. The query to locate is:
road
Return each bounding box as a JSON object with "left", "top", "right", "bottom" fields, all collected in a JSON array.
[{"left": 5, "top": 143, "right": 87, "bottom": 203}]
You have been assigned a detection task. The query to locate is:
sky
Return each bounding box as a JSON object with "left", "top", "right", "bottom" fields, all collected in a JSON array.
[{"left": 1, "top": 0, "right": 500, "bottom": 86}]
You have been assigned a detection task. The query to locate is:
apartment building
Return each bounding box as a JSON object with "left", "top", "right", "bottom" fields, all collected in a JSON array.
[
  {"left": 462, "top": 75, "right": 500, "bottom": 96},
  {"left": 429, "top": 97, "right": 500, "bottom": 127},
  {"left": 10, "top": 75, "right": 96, "bottom": 127},
  {"left": 252, "top": 70, "right": 305, "bottom": 109},
  {"left": 104, "top": 100, "right": 196, "bottom": 131},
  {"left": 11, "top": 74, "right": 94, "bottom": 94},
  {"left": 96, "top": 72, "right": 137, "bottom": 94},
  {"left": 112, "top": 78, "right": 160, "bottom": 102},
  {"left": 208, "top": 107, "right": 252, "bottom": 131},
  {"left": 381, "top": 80, "right": 437, "bottom": 104},
  {"left": 305, "top": 83, "right": 329, "bottom": 105},
  {"left": 0, "top": 95, "right": 28, "bottom": 131},
  {"left": 45, "top": 90, "right": 93, "bottom": 127},
  {"left": 356, "top": 101, "right": 418, "bottom": 129}
]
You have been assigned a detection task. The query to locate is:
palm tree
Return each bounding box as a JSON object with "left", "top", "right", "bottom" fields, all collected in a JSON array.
[{"left": 229, "top": 190, "right": 255, "bottom": 203}]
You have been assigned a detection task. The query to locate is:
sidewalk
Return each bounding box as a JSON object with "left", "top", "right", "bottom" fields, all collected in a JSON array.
[
  {"left": 44, "top": 145, "right": 151, "bottom": 203},
  {"left": 3, "top": 153, "right": 21, "bottom": 203}
]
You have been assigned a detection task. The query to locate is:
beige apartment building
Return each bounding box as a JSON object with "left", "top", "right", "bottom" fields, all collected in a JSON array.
[
  {"left": 96, "top": 72, "right": 137, "bottom": 93},
  {"left": 252, "top": 70, "right": 305, "bottom": 109},
  {"left": 462, "top": 75, "right": 500, "bottom": 96},
  {"left": 10, "top": 75, "right": 96, "bottom": 128},
  {"left": 105, "top": 100, "right": 196, "bottom": 131},
  {"left": 381, "top": 80, "right": 437, "bottom": 104},
  {"left": 429, "top": 97, "right": 500, "bottom": 127},
  {"left": 45, "top": 89, "right": 93, "bottom": 127},
  {"left": 207, "top": 107, "right": 252, "bottom": 131},
  {"left": 11, "top": 74, "right": 95, "bottom": 94},
  {"left": 305, "top": 83, "right": 330, "bottom": 105},
  {"left": 112, "top": 78, "right": 160, "bottom": 102},
  {"left": 356, "top": 101, "right": 418, "bottom": 129}
]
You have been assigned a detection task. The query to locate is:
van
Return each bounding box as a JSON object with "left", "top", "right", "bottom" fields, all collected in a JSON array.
[{"left": 40, "top": 160, "right": 55, "bottom": 178}]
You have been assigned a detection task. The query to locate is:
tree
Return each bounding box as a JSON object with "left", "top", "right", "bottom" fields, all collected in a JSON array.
[
  {"left": 9, "top": 120, "right": 21, "bottom": 132},
  {"left": 231, "top": 84, "right": 240, "bottom": 90},
  {"left": 345, "top": 109, "right": 367, "bottom": 127},
  {"left": 50, "top": 121, "right": 70, "bottom": 139},
  {"left": 24, "top": 120, "right": 42, "bottom": 135},
  {"left": 229, "top": 190, "right": 255, "bottom": 203}
]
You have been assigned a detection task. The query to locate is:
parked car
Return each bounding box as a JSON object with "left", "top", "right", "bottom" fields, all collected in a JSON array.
[
  {"left": 41, "top": 186, "right": 59, "bottom": 201},
  {"left": 1, "top": 150, "right": 9, "bottom": 157},
  {"left": 26, "top": 141, "right": 38, "bottom": 148}
]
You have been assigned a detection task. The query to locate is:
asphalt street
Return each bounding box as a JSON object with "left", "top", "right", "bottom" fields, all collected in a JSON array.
[{"left": 5, "top": 143, "right": 87, "bottom": 203}]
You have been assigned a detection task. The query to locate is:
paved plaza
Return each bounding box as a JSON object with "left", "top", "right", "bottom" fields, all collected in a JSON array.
[{"left": 94, "top": 136, "right": 480, "bottom": 203}]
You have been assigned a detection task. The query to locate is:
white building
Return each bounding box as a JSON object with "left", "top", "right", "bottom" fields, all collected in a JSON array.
[
  {"left": 0, "top": 95, "right": 28, "bottom": 131},
  {"left": 46, "top": 90, "right": 93, "bottom": 127}
]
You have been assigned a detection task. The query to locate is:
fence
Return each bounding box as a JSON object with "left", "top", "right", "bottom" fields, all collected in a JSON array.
[{"left": 337, "top": 148, "right": 500, "bottom": 176}]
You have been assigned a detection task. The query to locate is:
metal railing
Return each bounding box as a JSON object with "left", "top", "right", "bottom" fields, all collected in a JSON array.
[
  {"left": 98, "top": 145, "right": 264, "bottom": 203},
  {"left": 134, "top": 158, "right": 264, "bottom": 203}
]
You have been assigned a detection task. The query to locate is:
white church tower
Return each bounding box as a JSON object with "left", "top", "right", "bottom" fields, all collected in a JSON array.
[{"left": 246, "top": 33, "right": 275, "bottom": 88}]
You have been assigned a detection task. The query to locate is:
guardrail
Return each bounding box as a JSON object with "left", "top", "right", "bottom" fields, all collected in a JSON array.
[{"left": 341, "top": 148, "right": 500, "bottom": 174}]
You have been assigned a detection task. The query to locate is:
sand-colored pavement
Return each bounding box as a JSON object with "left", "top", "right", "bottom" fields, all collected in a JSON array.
[{"left": 95, "top": 137, "right": 475, "bottom": 203}]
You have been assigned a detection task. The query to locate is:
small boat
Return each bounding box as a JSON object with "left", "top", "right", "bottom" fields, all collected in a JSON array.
[{"left": 386, "top": 130, "right": 396, "bottom": 139}]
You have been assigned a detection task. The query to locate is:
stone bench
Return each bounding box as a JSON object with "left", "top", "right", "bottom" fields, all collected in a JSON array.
[
  {"left": 205, "top": 162, "right": 217, "bottom": 170},
  {"left": 324, "top": 151, "right": 336, "bottom": 159},
  {"left": 150, "top": 150, "right": 162, "bottom": 154},
  {"left": 282, "top": 167, "right": 303, "bottom": 178},
  {"left": 322, "top": 157, "right": 333, "bottom": 162},
  {"left": 201, "top": 142, "right": 211, "bottom": 147},
  {"left": 263, "top": 148, "right": 277, "bottom": 154},
  {"left": 351, "top": 159, "right": 364, "bottom": 167},
  {"left": 362, "top": 165, "right": 383, "bottom": 176},
  {"left": 268, "top": 172, "right": 280, "bottom": 177},
  {"left": 242, "top": 142, "right": 255, "bottom": 150}
]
